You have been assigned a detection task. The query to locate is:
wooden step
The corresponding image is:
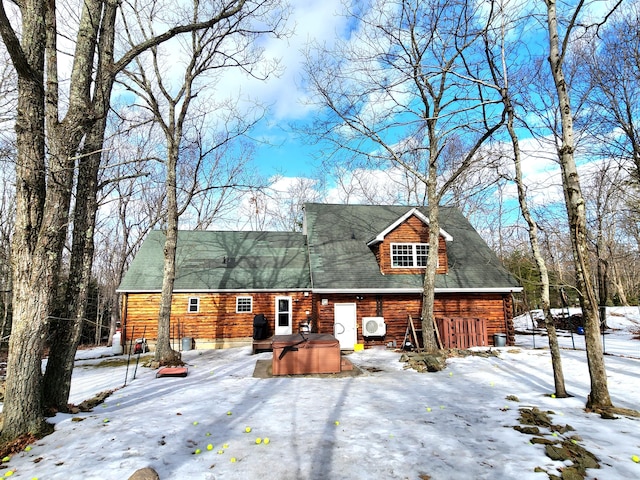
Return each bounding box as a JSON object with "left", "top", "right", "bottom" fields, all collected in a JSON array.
[
  {"left": 340, "top": 357, "right": 354, "bottom": 371},
  {"left": 252, "top": 337, "right": 273, "bottom": 354}
]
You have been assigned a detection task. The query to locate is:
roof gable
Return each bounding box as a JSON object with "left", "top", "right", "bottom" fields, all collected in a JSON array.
[
  {"left": 119, "top": 203, "right": 520, "bottom": 295},
  {"left": 366, "top": 207, "right": 453, "bottom": 246},
  {"left": 303, "top": 203, "right": 520, "bottom": 292}
]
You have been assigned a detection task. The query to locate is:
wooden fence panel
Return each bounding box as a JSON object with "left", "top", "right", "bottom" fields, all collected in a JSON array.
[{"left": 436, "top": 317, "right": 487, "bottom": 349}]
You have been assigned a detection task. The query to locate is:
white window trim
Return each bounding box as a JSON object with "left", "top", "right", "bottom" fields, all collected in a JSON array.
[
  {"left": 236, "top": 296, "right": 253, "bottom": 313},
  {"left": 187, "top": 297, "right": 200, "bottom": 313},
  {"left": 390, "top": 242, "right": 433, "bottom": 269}
]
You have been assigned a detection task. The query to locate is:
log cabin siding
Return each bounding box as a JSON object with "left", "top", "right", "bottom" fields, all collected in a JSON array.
[
  {"left": 376, "top": 215, "right": 448, "bottom": 275},
  {"left": 118, "top": 205, "right": 520, "bottom": 351},
  {"left": 122, "top": 291, "right": 313, "bottom": 347},
  {"left": 313, "top": 292, "right": 512, "bottom": 348}
]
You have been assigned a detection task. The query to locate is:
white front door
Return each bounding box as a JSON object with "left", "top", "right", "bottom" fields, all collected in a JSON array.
[
  {"left": 275, "top": 296, "right": 292, "bottom": 335},
  {"left": 334, "top": 303, "right": 357, "bottom": 349}
]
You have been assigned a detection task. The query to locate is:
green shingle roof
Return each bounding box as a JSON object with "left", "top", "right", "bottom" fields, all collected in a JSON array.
[
  {"left": 118, "top": 204, "right": 520, "bottom": 294},
  {"left": 118, "top": 230, "right": 311, "bottom": 292},
  {"left": 303, "top": 203, "right": 519, "bottom": 292}
]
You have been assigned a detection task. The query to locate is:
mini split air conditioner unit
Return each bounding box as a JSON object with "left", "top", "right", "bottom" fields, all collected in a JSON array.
[{"left": 362, "top": 317, "right": 386, "bottom": 337}]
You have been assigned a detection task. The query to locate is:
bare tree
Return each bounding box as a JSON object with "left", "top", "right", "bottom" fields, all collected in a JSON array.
[
  {"left": 582, "top": 3, "right": 640, "bottom": 185},
  {"left": 95, "top": 125, "right": 166, "bottom": 346},
  {"left": 0, "top": 0, "right": 287, "bottom": 443},
  {"left": 0, "top": 167, "right": 13, "bottom": 345},
  {"left": 542, "top": 0, "right": 618, "bottom": 410},
  {"left": 481, "top": 0, "right": 568, "bottom": 397},
  {"left": 263, "top": 176, "right": 324, "bottom": 231},
  {"left": 304, "top": 0, "right": 505, "bottom": 351},
  {"left": 120, "top": 0, "right": 287, "bottom": 365},
  {"left": 0, "top": 45, "right": 15, "bottom": 347}
]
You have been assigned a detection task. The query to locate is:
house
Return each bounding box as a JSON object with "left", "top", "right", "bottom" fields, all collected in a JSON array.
[{"left": 117, "top": 203, "right": 521, "bottom": 350}]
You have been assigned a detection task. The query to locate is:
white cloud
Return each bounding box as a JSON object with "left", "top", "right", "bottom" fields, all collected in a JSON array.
[{"left": 215, "top": 0, "right": 351, "bottom": 121}]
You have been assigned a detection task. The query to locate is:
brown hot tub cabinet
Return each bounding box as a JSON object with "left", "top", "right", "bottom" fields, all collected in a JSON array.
[{"left": 272, "top": 333, "right": 341, "bottom": 375}]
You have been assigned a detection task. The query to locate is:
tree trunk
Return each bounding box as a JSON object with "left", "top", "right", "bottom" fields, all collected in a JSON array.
[
  {"left": 610, "top": 260, "right": 629, "bottom": 306},
  {"left": 1, "top": 0, "right": 263, "bottom": 444},
  {"left": 0, "top": 0, "right": 50, "bottom": 442},
  {"left": 420, "top": 137, "right": 440, "bottom": 353},
  {"left": 42, "top": 142, "right": 101, "bottom": 411},
  {"left": 420, "top": 204, "right": 441, "bottom": 353},
  {"left": 155, "top": 141, "right": 182, "bottom": 366},
  {"left": 504, "top": 89, "right": 568, "bottom": 398},
  {"left": 545, "top": 0, "right": 612, "bottom": 409},
  {"left": 41, "top": 0, "right": 118, "bottom": 411}
]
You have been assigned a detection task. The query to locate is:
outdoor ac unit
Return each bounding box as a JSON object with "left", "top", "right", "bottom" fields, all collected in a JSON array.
[{"left": 362, "top": 317, "right": 386, "bottom": 337}]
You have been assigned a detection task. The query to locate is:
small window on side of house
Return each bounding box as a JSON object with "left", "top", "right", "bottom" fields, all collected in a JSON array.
[
  {"left": 188, "top": 297, "right": 200, "bottom": 313},
  {"left": 236, "top": 296, "right": 253, "bottom": 313}
]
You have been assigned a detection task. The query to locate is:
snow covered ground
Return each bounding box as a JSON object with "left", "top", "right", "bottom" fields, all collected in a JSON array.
[{"left": 1, "top": 308, "right": 639, "bottom": 480}]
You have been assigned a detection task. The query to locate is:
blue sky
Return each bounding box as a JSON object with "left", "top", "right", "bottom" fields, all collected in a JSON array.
[
  {"left": 189, "top": 0, "right": 605, "bottom": 222},
  {"left": 212, "top": 0, "right": 350, "bottom": 180}
]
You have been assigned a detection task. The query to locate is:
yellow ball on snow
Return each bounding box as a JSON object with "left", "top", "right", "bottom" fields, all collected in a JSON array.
[
  {"left": 231, "top": 457, "right": 237, "bottom": 463},
  {"left": 245, "top": 426, "right": 252, "bottom": 433},
  {"left": 207, "top": 444, "right": 213, "bottom": 451},
  {"left": 263, "top": 438, "right": 270, "bottom": 444},
  {"left": 255, "top": 437, "right": 262, "bottom": 444},
  {"left": 632, "top": 455, "right": 640, "bottom": 463}
]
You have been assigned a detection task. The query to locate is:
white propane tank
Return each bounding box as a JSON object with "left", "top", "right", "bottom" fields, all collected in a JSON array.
[{"left": 112, "top": 331, "right": 123, "bottom": 355}]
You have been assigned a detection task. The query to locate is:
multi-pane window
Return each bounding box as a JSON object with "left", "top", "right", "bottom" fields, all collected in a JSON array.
[
  {"left": 188, "top": 297, "right": 200, "bottom": 313},
  {"left": 391, "top": 243, "right": 429, "bottom": 268},
  {"left": 236, "top": 296, "right": 253, "bottom": 313}
]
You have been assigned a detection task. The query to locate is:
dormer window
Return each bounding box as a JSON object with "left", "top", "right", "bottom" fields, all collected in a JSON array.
[{"left": 391, "top": 243, "right": 429, "bottom": 268}]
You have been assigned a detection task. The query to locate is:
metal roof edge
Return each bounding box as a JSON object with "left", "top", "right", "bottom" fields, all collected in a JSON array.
[
  {"left": 436, "top": 287, "right": 523, "bottom": 293},
  {"left": 311, "top": 287, "right": 522, "bottom": 294},
  {"left": 118, "top": 288, "right": 312, "bottom": 294},
  {"left": 118, "top": 286, "right": 521, "bottom": 295}
]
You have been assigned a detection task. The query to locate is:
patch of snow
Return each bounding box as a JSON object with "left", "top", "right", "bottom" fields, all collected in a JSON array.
[{"left": 0, "top": 308, "right": 639, "bottom": 479}]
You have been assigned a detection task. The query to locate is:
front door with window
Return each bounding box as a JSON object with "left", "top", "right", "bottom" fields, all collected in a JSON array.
[{"left": 275, "top": 296, "right": 292, "bottom": 335}]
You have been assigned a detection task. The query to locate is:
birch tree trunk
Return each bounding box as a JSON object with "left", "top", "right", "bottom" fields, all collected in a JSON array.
[
  {"left": 544, "top": 0, "right": 612, "bottom": 409},
  {"left": 504, "top": 94, "right": 568, "bottom": 397}
]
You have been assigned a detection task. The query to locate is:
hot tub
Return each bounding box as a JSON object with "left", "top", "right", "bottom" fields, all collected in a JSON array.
[{"left": 272, "top": 333, "right": 341, "bottom": 375}]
